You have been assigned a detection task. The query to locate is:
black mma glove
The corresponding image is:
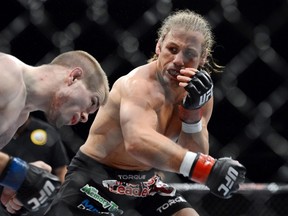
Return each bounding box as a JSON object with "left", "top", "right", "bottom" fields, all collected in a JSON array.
[
  {"left": 0, "top": 157, "right": 61, "bottom": 212},
  {"left": 180, "top": 152, "right": 246, "bottom": 199},
  {"left": 205, "top": 157, "right": 246, "bottom": 198},
  {"left": 182, "top": 70, "right": 213, "bottom": 110},
  {"left": 179, "top": 70, "right": 213, "bottom": 125}
]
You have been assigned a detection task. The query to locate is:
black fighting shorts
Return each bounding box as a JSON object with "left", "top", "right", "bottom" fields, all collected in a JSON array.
[{"left": 45, "top": 150, "right": 192, "bottom": 216}]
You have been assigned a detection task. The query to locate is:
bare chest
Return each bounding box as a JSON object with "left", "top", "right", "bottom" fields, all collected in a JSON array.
[{"left": 156, "top": 105, "right": 181, "bottom": 141}]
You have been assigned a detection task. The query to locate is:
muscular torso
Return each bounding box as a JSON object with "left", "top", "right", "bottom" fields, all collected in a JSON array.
[
  {"left": 81, "top": 62, "right": 186, "bottom": 170},
  {"left": 82, "top": 107, "right": 182, "bottom": 170}
]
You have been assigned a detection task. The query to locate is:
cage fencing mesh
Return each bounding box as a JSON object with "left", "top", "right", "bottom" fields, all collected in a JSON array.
[{"left": 1, "top": 0, "right": 288, "bottom": 215}]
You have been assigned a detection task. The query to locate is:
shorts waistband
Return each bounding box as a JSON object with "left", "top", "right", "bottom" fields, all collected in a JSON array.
[{"left": 72, "top": 150, "right": 156, "bottom": 182}]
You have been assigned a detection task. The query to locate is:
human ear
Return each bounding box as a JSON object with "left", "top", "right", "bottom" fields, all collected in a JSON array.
[
  {"left": 155, "top": 41, "right": 161, "bottom": 55},
  {"left": 199, "top": 49, "right": 208, "bottom": 67},
  {"left": 68, "top": 67, "right": 83, "bottom": 85}
]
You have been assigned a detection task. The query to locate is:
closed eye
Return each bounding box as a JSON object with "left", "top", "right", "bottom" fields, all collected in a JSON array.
[{"left": 89, "top": 97, "right": 100, "bottom": 113}]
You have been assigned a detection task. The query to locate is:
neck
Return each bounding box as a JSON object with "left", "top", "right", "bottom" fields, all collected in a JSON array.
[{"left": 23, "top": 65, "right": 60, "bottom": 112}]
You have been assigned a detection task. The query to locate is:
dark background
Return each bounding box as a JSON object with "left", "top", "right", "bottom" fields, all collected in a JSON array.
[{"left": 1, "top": 0, "right": 288, "bottom": 184}]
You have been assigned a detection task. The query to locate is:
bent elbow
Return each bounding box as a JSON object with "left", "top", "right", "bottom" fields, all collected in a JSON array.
[
  {"left": 124, "top": 132, "right": 146, "bottom": 156},
  {"left": 125, "top": 138, "right": 142, "bottom": 155},
  {"left": 122, "top": 126, "right": 154, "bottom": 156}
]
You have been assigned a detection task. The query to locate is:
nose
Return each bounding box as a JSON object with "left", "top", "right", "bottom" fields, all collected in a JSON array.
[
  {"left": 173, "top": 52, "right": 185, "bottom": 67},
  {"left": 80, "top": 112, "right": 89, "bottom": 123}
]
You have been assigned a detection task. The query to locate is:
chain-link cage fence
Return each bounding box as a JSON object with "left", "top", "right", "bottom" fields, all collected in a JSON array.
[{"left": 1, "top": 0, "right": 288, "bottom": 215}]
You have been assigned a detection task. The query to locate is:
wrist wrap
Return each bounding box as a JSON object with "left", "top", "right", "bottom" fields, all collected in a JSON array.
[
  {"left": 179, "top": 151, "right": 197, "bottom": 177},
  {"left": 182, "top": 121, "right": 202, "bottom": 133},
  {"left": 0, "top": 157, "right": 28, "bottom": 191},
  {"left": 190, "top": 153, "right": 216, "bottom": 184}
]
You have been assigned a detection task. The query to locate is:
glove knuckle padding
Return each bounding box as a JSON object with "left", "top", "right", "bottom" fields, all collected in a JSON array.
[
  {"left": 16, "top": 165, "right": 61, "bottom": 211},
  {"left": 199, "top": 72, "right": 212, "bottom": 89},
  {"left": 206, "top": 158, "right": 246, "bottom": 199},
  {"left": 183, "top": 70, "right": 213, "bottom": 110},
  {"left": 190, "top": 77, "right": 202, "bottom": 93}
]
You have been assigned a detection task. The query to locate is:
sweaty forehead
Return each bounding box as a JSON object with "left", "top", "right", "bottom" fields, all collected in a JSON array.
[{"left": 164, "top": 28, "right": 204, "bottom": 48}]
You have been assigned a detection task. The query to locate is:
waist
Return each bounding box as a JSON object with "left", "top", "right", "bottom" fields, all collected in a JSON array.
[
  {"left": 80, "top": 144, "right": 152, "bottom": 171},
  {"left": 72, "top": 150, "right": 156, "bottom": 182}
]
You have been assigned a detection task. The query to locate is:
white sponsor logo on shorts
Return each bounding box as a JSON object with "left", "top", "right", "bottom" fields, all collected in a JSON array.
[
  {"left": 117, "top": 174, "right": 146, "bottom": 180},
  {"left": 156, "top": 196, "right": 187, "bottom": 213}
]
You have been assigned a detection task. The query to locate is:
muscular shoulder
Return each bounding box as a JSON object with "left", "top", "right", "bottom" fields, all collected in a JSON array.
[
  {"left": 0, "top": 53, "right": 23, "bottom": 75},
  {"left": 113, "top": 65, "right": 165, "bottom": 108},
  {"left": 0, "top": 54, "right": 24, "bottom": 104}
]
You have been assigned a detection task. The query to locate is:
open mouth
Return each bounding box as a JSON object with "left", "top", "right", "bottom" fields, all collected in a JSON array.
[{"left": 167, "top": 69, "right": 180, "bottom": 80}]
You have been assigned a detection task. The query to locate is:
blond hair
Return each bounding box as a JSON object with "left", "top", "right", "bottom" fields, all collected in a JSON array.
[
  {"left": 51, "top": 50, "right": 109, "bottom": 105},
  {"left": 149, "top": 9, "right": 223, "bottom": 73}
]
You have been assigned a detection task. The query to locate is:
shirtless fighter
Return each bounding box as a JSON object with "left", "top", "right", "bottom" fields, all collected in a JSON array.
[
  {"left": 0, "top": 50, "right": 109, "bottom": 214},
  {"left": 46, "top": 10, "right": 246, "bottom": 216}
]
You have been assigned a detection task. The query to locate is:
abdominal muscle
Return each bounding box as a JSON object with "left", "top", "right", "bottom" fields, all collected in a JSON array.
[{"left": 80, "top": 132, "right": 152, "bottom": 171}]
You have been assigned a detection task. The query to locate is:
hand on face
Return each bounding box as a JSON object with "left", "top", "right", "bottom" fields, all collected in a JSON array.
[{"left": 177, "top": 68, "right": 198, "bottom": 87}]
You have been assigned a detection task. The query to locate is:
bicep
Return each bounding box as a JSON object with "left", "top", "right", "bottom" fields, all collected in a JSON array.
[{"left": 120, "top": 97, "right": 158, "bottom": 140}]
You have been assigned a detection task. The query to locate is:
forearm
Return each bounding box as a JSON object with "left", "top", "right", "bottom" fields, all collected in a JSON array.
[
  {"left": 0, "top": 152, "right": 10, "bottom": 175},
  {"left": 178, "top": 125, "right": 209, "bottom": 154},
  {"left": 178, "top": 103, "right": 211, "bottom": 154},
  {"left": 177, "top": 69, "right": 213, "bottom": 153},
  {"left": 126, "top": 129, "right": 187, "bottom": 173}
]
